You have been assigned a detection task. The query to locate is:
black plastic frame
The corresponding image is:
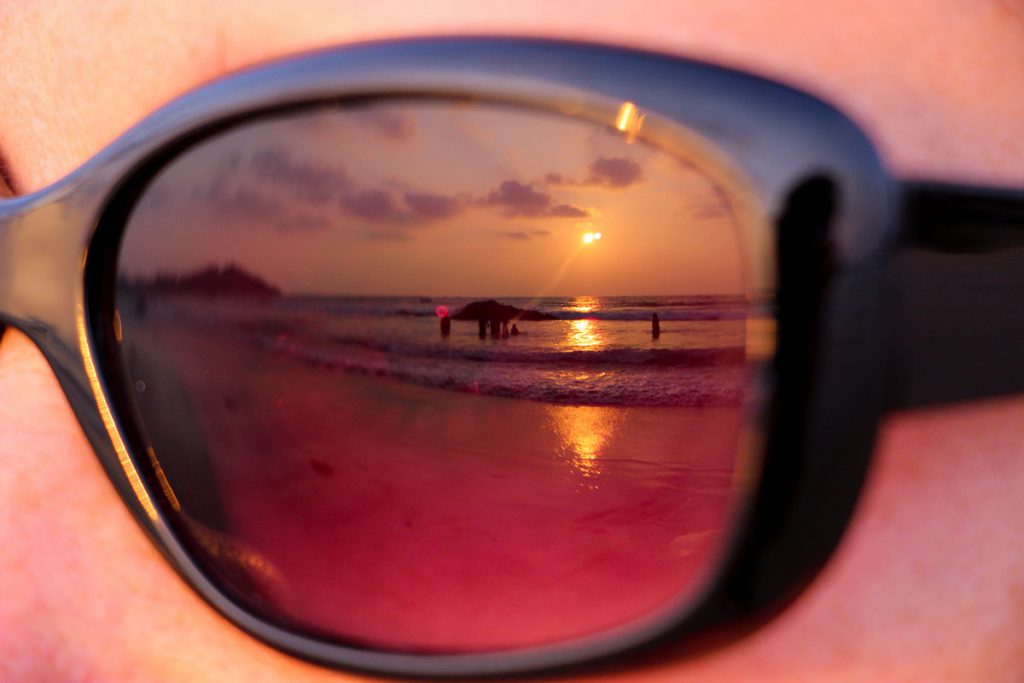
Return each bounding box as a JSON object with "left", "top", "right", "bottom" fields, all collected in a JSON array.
[{"left": 0, "top": 38, "right": 1019, "bottom": 677}]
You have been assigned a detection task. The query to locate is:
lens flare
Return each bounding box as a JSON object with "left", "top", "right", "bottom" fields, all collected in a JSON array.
[{"left": 614, "top": 101, "right": 645, "bottom": 143}]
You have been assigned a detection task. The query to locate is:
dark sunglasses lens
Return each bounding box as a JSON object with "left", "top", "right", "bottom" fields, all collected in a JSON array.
[{"left": 114, "top": 100, "right": 763, "bottom": 653}]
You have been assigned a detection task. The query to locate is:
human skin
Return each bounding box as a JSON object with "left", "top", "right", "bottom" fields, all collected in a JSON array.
[{"left": 2, "top": 1, "right": 1024, "bottom": 681}]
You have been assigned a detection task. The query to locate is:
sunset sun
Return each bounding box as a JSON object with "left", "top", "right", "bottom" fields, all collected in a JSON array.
[{"left": 582, "top": 231, "right": 603, "bottom": 245}]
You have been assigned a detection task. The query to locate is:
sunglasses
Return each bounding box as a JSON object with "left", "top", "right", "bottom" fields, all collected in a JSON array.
[{"left": 1, "top": 37, "right": 1022, "bottom": 677}]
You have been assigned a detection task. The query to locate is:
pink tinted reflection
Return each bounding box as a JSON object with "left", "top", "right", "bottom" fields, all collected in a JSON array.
[
  {"left": 157, "top": 323, "right": 741, "bottom": 651},
  {"left": 116, "top": 101, "right": 752, "bottom": 652}
]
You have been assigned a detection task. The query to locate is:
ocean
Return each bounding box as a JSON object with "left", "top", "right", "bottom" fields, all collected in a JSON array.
[{"left": 137, "top": 293, "right": 750, "bottom": 408}]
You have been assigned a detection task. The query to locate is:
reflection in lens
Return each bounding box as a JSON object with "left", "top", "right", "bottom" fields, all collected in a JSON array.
[{"left": 114, "top": 100, "right": 759, "bottom": 653}]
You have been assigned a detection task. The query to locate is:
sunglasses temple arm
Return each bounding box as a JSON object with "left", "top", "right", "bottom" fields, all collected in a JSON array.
[{"left": 886, "top": 181, "right": 1024, "bottom": 410}]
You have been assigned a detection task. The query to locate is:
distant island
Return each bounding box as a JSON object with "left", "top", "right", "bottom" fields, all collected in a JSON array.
[
  {"left": 451, "top": 299, "right": 557, "bottom": 322},
  {"left": 124, "top": 264, "right": 281, "bottom": 299}
]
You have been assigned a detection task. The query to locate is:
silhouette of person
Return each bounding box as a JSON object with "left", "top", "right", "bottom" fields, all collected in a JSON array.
[
  {"left": 652, "top": 312, "right": 661, "bottom": 339},
  {"left": 511, "top": 323, "right": 520, "bottom": 336},
  {"left": 440, "top": 315, "right": 451, "bottom": 337},
  {"left": 478, "top": 319, "right": 487, "bottom": 339}
]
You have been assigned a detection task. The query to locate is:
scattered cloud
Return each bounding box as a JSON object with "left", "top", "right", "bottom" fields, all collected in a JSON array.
[
  {"left": 403, "top": 192, "right": 463, "bottom": 221},
  {"left": 690, "top": 201, "right": 731, "bottom": 220},
  {"left": 278, "top": 214, "right": 331, "bottom": 232},
  {"left": 543, "top": 156, "right": 644, "bottom": 189},
  {"left": 586, "top": 156, "right": 643, "bottom": 187},
  {"left": 499, "top": 228, "right": 555, "bottom": 241},
  {"left": 484, "top": 180, "right": 549, "bottom": 215},
  {"left": 350, "top": 108, "right": 417, "bottom": 141},
  {"left": 341, "top": 190, "right": 405, "bottom": 223},
  {"left": 548, "top": 203, "right": 588, "bottom": 218},
  {"left": 482, "top": 180, "right": 588, "bottom": 219},
  {"left": 216, "top": 187, "right": 285, "bottom": 219},
  {"left": 690, "top": 184, "right": 734, "bottom": 220},
  {"left": 364, "top": 230, "right": 412, "bottom": 242},
  {"left": 250, "top": 148, "right": 350, "bottom": 204},
  {"left": 337, "top": 189, "right": 466, "bottom": 228}
]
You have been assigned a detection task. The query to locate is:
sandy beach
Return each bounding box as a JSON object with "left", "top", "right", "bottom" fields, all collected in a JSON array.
[{"left": 128, "top": 320, "right": 744, "bottom": 652}]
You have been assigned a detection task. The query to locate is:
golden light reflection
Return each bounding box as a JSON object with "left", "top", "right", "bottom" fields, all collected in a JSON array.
[
  {"left": 76, "top": 304, "right": 158, "bottom": 521},
  {"left": 566, "top": 319, "right": 604, "bottom": 350},
  {"left": 561, "top": 297, "right": 605, "bottom": 350},
  {"left": 147, "top": 446, "right": 181, "bottom": 512},
  {"left": 746, "top": 315, "right": 776, "bottom": 361},
  {"left": 186, "top": 518, "right": 286, "bottom": 594},
  {"left": 566, "top": 296, "right": 598, "bottom": 314},
  {"left": 614, "top": 101, "right": 645, "bottom": 143},
  {"left": 547, "top": 405, "right": 624, "bottom": 479}
]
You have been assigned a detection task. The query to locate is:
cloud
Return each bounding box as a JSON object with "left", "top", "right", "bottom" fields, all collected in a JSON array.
[
  {"left": 365, "top": 230, "right": 412, "bottom": 242},
  {"left": 277, "top": 214, "right": 331, "bottom": 232},
  {"left": 499, "top": 228, "right": 554, "bottom": 241},
  {"left": 205, "top": 182, "right": 337, "bottom": 233},
  {"left": 350, "top": 108, "right": 417, "bottom": 141},
  {"left": 341, "top": 190, "right": 405, "bottom": 222},
  {"left": 482, "top": 180, "right": 588, "bottom": 219},
  {"left": 690, "top": 184, "right": 734, "bottom": 220},
  {"left": 587, "top": 156, "right": 643, "bottom": 187},
  {"left": 216, "top": 187, "right": 285, "bottom": 219},
  {"left": 548, "top": 203, "right": 588, "bottom": 218},
  {"left": 690, "top": 201, "right": 731, "bottom": 220},
  {"left": 483, "top": 180, "right": 550, "bottom": 215},
  {"left": 250, "top": 149, "right": 350, "bottom": 203},
  {"left": 337, "top": 189, "right": 466, "bottom": 227},
  {"left": 403, "top": 192, "right": 462, "bottom": 220},
  {"left": 540, "top": 156, "right": 642, "bottom": 189}
]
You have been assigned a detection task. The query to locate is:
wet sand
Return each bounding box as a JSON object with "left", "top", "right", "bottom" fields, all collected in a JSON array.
[{"left": 133, "top": 323, "right": 744, "bottom": 652}]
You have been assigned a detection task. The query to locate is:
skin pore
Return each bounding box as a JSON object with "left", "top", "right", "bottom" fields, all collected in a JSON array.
[{"left": 2, "top": 1, "right": 1024, "bottom": 681}]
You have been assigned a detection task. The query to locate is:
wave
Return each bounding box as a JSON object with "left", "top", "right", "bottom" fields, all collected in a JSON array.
[
  {"left": 276, "top": 344, "right": 742, "bottom": 407},
  {"left": 248, "top": 332, "right": 746, "bottom": 407},
  {"left": 279, "top": 304, "right": 745, "bottom": 322},
  {"left": 138, "top": 297, "right": 749, "bottom": 406},
  {"left": 281, "top": 332, "right": 747, "bottom": 368},
  {"left": 543, "top": 310, "right": 745, "bottom": 322}
]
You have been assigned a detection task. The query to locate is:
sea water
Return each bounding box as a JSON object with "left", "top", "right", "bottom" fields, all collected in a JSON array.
[{"left": 138, "top": 294, "right": 749, "bottom": 407}]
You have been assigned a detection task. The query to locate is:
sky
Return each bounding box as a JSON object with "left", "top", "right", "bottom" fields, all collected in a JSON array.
[{"left": 119, "top": 99, "right": 750, "bottom": 298}]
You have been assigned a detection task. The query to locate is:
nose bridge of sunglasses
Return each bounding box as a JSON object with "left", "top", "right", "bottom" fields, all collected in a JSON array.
[{"left": 0, "top": 184, "right": 95, "bottom": 352}]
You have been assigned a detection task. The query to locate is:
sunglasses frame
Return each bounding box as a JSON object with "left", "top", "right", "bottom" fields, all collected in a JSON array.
[{"left": 0, "top": 36, "right": 980, "bottom": 676}]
